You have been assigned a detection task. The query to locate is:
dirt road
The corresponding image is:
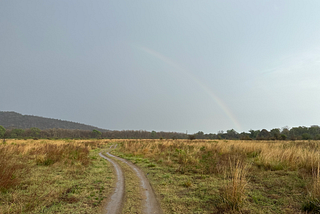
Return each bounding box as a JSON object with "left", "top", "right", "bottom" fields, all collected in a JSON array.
[
  {"left": 99, "top": 152, "right": 124, "bottom": 214},
  {"left": 99, "top": 145, "right": 163, "bottom": 214}
]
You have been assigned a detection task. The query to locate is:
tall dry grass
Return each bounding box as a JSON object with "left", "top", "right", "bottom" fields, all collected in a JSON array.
[
  {"left": 0, "top": 140, "right": 108, "bottom": 191},
  {"left": 0, "top": 145, "right": 27, "bottom": 191},
  {"left": 220, "top": 159, "right": 250, "bottom": 211},
  {"left": 119, "top": 139, "right": 320, "bottom": 174},
  {"left": 1, "top": 139, "right": 114, "bottom": 213}
]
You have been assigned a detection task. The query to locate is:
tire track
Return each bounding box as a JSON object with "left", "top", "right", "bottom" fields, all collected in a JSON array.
[
  {"left": 99, "top": 151, "right": 124, "bottom": 214},
  {"left": 101, "top": 144, "right": 163, "bottom": 214}
]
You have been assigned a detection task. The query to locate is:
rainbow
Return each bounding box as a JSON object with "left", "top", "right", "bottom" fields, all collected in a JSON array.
[{"left": 133, "top": 45, "right": 242, "bottom": 131}]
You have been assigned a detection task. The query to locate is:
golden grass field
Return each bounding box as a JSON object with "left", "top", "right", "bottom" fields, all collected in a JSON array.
[
  {"left": 0, "top": 139, "right": 115, "bottom": 213},
  {"left": 1, "top": 139, "right": 320, "bottom": 213}
]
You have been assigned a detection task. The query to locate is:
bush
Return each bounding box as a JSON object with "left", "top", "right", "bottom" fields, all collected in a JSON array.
[
  {"left": 188, "top": 135, "right": 196, "bottom": 140},
  {"left": 0, "top": 126, "right": 5, "bottom": 140},
  {"left": 280, "top": 134, "right": 287, "bottom": 140}
]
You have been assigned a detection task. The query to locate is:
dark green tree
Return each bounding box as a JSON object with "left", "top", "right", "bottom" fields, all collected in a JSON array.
[
  {"left": 280, "top": 134, "right": 287, "bottom": 140},
  {"left": 0, "top": 125, "right": 6, "bottom": 141},
  {"left": 217, "top": 130, "right": 225, "bottom": 139},
  {"left": 270, "top": 128, "right": 281, "bottom": 140},
  {"left": 302, "top": 133, "right": 312, "bottom": 140},
  {"left": 29, "top": 127, "right": 41, "bottom": 138},
  {"left": 188, "top": 134, "right": 196, "bottom": 140},
  {"left": 249, "top": 129, "right": 260, "bottom": 140},
  {"left": 92, "top": 129, "right": 102, "bottom": 138},
  {"left": 10, "top": 128, "right": 25, "bottom": 138},
  {"left": 195, "top": 131, "right": 205, "bottom": 139},
  {"left": 281, "top": 127, "right": 290, "bottom": 138},
  {"left": 240, "top": 132, "right": 251, "bottom": 140},
  {"left": 226, "top": 129, "right": 239, "bottom": 139},
  {"left": 309, "top": 126, "right": 320, "bottom": 139},
  {"left": 151, "top": 131, "right": 157, "bottom": 139},
  {"left": 315, "top": 134, "right": 320, "bottom": 140},
  {"left": 256, "top": 129, "right": 270, "bottom": 140}
]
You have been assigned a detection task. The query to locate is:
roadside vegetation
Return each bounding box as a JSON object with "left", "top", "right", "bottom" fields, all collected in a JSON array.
[
  {"left": 0, "top": 139, "right": 115, "bottom": 213},
  {"left": 111, "top": 139, "right": 320, "bottom": 213}
]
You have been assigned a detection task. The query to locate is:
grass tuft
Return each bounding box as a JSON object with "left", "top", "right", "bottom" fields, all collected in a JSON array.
[{"left": 219, "top": 159, "right": 250, "bottom": 211}]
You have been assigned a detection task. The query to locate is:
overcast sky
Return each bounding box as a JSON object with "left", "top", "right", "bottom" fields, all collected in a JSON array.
[{"left": 1, "top": 1, "right": 320, "bottom": 134}]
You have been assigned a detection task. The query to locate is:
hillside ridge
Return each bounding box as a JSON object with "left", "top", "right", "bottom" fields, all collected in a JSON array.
[{"left": 0, "top": 111, "right": 107, "bottom": 132}]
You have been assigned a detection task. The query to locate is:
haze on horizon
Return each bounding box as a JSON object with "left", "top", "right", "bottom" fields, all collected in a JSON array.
[{"left": 1, "top": 1, "right": 320, "bottom": 134}]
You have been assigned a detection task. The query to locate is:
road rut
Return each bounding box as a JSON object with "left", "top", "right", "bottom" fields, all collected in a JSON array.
[
  {"left": 100, "top": 145, "right": 163, "bottom": 214},
  {"left": 99, "top": 152, "right": 124, "bottom": 214}
]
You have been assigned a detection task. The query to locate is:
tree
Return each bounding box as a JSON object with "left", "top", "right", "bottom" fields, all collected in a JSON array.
[
  {"left": 270, "top": 128, "right": 281, "bottom": 140},
  {"left": 314, "top": 134, "right": 320, "bottom": 140},
  {"left": 92, "top": 129, "right": 102, "bottom": 138},
  {"left": 256, "top": 129, "right": 270, "bottom": 140},
  {"left": 188, "top": 135, "right": 196, "bottom": 140},
  {"left": 240, "top": 132, "right": 251, "bottom": 140},
  {"left": 249, "top": 129, "right": 260, "bottom": 140},
  {"left": 29, "top": 127, "right": 41, "bottom": 138},
  {"left": 10, "top": 128, "right": 25, "bottom": 138},
  {"left": 280, "top": 134, "right": 287, "bottom": 140},
  {"left": 217, "top": 130, "right": 225, "bottom": 139},
  {"left": 281, "top": 127, "right": 290, "bottom": 138},
  {"left": 302, "top": 133, "right": 312, "bottom": 140},
  {"left": 195, "top": 131, "right": 205, "bottom": 139},
  {"left": 151, "top": 131, "right": 157, "bottom": 139},
  {"left": 0, "top": 125, "right": 5, "bottom": 141},
  {"left": 309, "top": 126, "right": 320, "bottom": 139},
  {"left": 226, "top": 129, "right": 239, "bottom": 139}
]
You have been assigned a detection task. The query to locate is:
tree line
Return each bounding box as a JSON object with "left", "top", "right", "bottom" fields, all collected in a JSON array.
[
  {"left": 193, "top": 126, "right": 320, "bottom": 140},
  {"left": 1, "top": 125, "right": 320, "bottom": 141},
  {"left": 0, "top": 127, "right": 187, "bottom": 140}
]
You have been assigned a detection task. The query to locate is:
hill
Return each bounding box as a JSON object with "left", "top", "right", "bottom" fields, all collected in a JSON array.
[{"left": 0, "top": 111, "right": 107, "bottom": 132}]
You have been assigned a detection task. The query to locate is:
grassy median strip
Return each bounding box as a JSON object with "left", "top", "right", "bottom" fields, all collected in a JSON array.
[{"left": 0, "top": 139, "right": 115, "bottom": 213}]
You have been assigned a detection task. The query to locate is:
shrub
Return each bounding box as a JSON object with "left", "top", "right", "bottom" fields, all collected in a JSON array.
[
  {"left": 188, "top": 135, "right": 196, "bottom": 140},
  {"left": 0, "top": 126, "right": 5, "bottom": 140}
]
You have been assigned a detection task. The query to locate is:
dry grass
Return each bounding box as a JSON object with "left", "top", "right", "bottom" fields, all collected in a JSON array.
[
  {"left": 220, "top": 159, "right": 250, "bottom": 211},
  {"left": 118, "top": 139, "right": 320, "bottom": 175},
  {"left": 0, "top": 139, "right": 115, "bottom": 213},
  {"left": 3, "top": 138, "right": 316, "bottom": 213},
  {"left": 0, "top": 145, "right": 28, "bottom": 191}
]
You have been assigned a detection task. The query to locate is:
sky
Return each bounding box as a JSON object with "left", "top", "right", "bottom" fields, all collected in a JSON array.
[{"left": 1, "top": 1, "right": 320, "bottom": 134}]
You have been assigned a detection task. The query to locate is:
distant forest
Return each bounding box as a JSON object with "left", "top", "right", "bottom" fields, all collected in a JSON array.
[{"left": 1, "top": 111, "right": 320, "bottom": 140}]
